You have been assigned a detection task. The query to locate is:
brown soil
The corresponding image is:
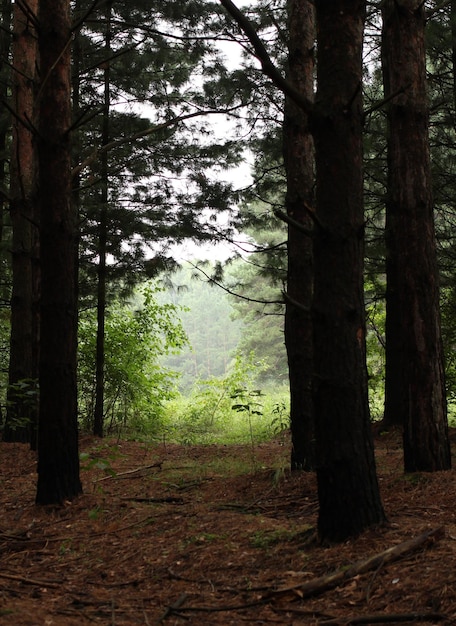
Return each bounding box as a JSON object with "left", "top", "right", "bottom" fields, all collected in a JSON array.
[{"left": 0, "top": 430, "right": 455, "bottom": 625}]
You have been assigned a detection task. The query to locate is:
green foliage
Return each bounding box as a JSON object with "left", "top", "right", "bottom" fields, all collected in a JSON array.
[
  {"left": 5, "top": 378, "right": 39, "bottom": 430},
  {"left": 231, "top": 386, "right": 265, "bottom": 465},
  {"left": 0, "top": 307, "right": 10, "bottom": 423},
  {"left": 78, "top": 282, "right": 188, "bottom": 435},
  {"left": 75, "top": 0, "right": 245, "bottom": 306},
  {"left": 231, "top": 387, "right": 264, "bottom": 417},
  {"left": 226, "top": 253, "right": 288, "bottom": 385},
  {"left": 159, "top": 267, "right": 243, "bottom": 390},
  {"left": 249, "top": 526, "right": 314, "bottom": 549},
  {"left": 270, "top": 401, "right": 289, "bottom": 435},
  {"left": 79, "top": 451, "right": 117, "bottom": 478},
  {"left": 163, "top": 354, "right": 289, "bottom": 445},
  {"left": 440, "top": 285, "right": 456, "bottom": 423},
  {"left": 365, "top": 280, "right": 386, "bottom": 421}
]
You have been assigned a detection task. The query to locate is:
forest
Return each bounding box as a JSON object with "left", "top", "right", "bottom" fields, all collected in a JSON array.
[{"left": 2, "top": 0, "right": 456, "bottom": 622}]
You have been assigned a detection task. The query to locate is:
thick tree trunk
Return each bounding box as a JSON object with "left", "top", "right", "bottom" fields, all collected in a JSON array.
[
  {"left": 5, "top": 0, "right": 38, "bottom": 444},
  {"left": 36, "top": 0, "right": 82, "bottom": 504},
  {"left": 0, "top": 0, "right": 11, "bottom": 431},
  {"left": 0, "top": 0, "right": 11, "bottom": 256},
  {"left": 283, "top": 0, "right": 315, "bottom": 471},
  {"left": 312, "top": 0, "right": 386, "bottom": 542},
  {"left": 381, "top": 0, "right": 451, "bottom": 471}
]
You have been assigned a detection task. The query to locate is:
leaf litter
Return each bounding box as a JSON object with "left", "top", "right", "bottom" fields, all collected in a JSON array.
[{"left": 0, "top": 429, "right": 455, "bottom": 624}]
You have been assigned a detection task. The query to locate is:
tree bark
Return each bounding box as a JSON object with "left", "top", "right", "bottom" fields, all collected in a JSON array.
[
  {"left": 312, "top": 0, "right": 386, "bottom": 542},
  {"left": 0, "top": 0, "right": 11, "bottom": 431},
  {"left": 36, "top": 0, "right": 82, "bottom": 504},
  {"left": 451, "top": 1, "right": 456, "bottom": 116},
  {"left": 93, "top": 0, "right": 112, "bottom": 438},
  {"left": 283, "top": 0, "right": 315, "bottom": 470},
  {"left": 5, "top": 0, "right": 39, "bottom": 444},
  {"left": 381, "top": 0, "right": 451, "bottom": 471},
  {"left": 0, "top": 0, "right": 11, "bottom": 260}
]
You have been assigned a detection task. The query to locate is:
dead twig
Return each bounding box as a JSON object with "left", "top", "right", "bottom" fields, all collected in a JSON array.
[
  {"left": 319, "top": 611, "right": 446, "bottom": 624},
  {"left": 0, "top": 572, "right": 61, "bottom": 589},
  {"left": 122, "top": 496, "right": 184, "bottom": 504},
  {"left": 94, "top": 461, "right": 163, "bottom": 482},
  {"left": 158, "top": 593, "right": 189, "bottom": 623}
]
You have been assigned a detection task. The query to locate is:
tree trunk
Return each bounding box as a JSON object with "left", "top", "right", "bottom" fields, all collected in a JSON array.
[
  {"left": 381, "top": 0, "right": 451, "bottom": 471},
  {"left": 451, "top": 1, "right": 456, "bottom": 116},
  {"left": 93, "top": 1, "right": 112, "bottom": 438},
  {"left": 71, "top": 0, "right": 83, "bottom": 445},
  {"left": 312, "top": 0, "right": 386, "bottom": 542},
  {"left": 36, "top": 0, "right": 82, "bottom": 504},
  {"left": 0, "top": 0, "right": 11, "bottom": 258},
  {"left": 283, "top": 0, "right": 315, "bottom": 471},
  {"left": 5, "top": 0, "right": 38, "bottom": 444},
  {"left": 0, "top": 0, "right": 11, "bottom": 429}
]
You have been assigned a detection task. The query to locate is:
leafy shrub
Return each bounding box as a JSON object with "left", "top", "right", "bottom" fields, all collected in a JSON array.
[
  {"left": 163, "top": 354, "right": 289, "bottom": 445},
  {"left": 78, "top": 282, "right": 188, "bottom": 435}
]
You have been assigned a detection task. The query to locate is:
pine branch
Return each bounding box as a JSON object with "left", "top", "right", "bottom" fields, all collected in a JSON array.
[
  {"left": 187, "top": 261, "right": 284, "bottom": 307},
  {"left": 274, "top": 208, "right": 313, "bottom": 236},
  {"left": 71, "top": 0, "right": 109, "bottom": 33},
  {"left": 282, "top": 290, "right": 310, "bottom": 313},
  {"left": 35, "top": 35, "right": 73, "bottom": 105},
  {"left": 0, "top": 96, "right": 36, "bottom": 134},
  {"left": 426, "top": 0, "right": 451, "bottom": 19},
  {"left": 72, "top": 105, "right": 246, "bottom": 178},
  {"left": 83, "top": 39, "right": 145, "bottom": 74},
  {"left": 364, "top": 84, "right": 411, "bottom": 117},
  {"left": 218, "top": 0, "right": 313, "bottom": 115},
  {"left": 15, "top": 0, "right": 39, "bottom": 31}
]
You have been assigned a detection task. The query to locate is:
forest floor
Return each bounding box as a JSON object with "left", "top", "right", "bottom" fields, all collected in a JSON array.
[{"left": 0, "top": 430, "right": 456, "bottom": 625}]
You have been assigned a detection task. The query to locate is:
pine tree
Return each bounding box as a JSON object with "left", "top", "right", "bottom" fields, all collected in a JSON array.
[
  {"left": 220, "top": 0, "right": 386, "bottom": 541},
  {"left": 312, "top": 0, "right": 386, "bottom": 541},
  {"left": 4, "top": 0, "right": 38, "bottom": 444},
  {"left": 35, "top": 0, "right": 82, "bottom": 504},
  {"left": 72, "top": 0, "right": 246, "bottom": 432},
  {"left": 283, "top": 0, "right": 315, "bottom": 471},
  {"left": 381, "top": 0, "right": 451, "bottom": 471}
]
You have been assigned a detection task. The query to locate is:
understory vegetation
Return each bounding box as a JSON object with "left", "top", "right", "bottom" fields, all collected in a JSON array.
[
  {"left": 69, "top": 268, "right": 426, "bottom": 446},
  {"left": 2, "top": 264, "right": 456, "bottom": 444}
]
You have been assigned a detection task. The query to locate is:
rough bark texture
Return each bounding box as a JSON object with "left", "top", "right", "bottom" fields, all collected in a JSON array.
[
  {"left": 36, "top": 0, "right": 82, "bottom": 504},
  {"left": 382, "top": 0, "right": 451, "bottom": 471},
  {"left": 0, "top": 0, "right": 11, "bottom": 264},
  {"left": 312, "top": 0, "right": 386, "bottom": 542},
  {"left": 93, "top": 1, "right": 112, "bottom": 439},
  {"left": 283, "top": 0, "right": 315, "bottom": 471},
  {"left": 452, "top": 1, "right": 456, "bottom": 116},
  {"left": 4, "top": 0, "right": 38, "bottom": 444}
]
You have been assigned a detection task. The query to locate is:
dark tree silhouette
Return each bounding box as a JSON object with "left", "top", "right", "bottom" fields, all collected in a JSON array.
[
  {"left": 36, "top": 0, "right": 82, "bottom": 504},
  {"left": 312, "top": 0, "right": 386, "bottom": 541},
  {"left": 381, "top": 0, "right": 451, "bottom": 471},
  {"left": 5, "top": 0, "right": 38, "bottom": 445},
  {"left": 283, "top": 0, "right": 316, "bottom": 471}
]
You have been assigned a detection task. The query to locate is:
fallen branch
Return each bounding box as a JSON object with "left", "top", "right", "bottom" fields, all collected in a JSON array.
[
  {"left": 162, "top": 598, "right": 268, "bottom": 614},
  {"left": 319, "top": 611, "right": 446, "bottom": 624},
  {"left": 94, "top": 461, "right": 162, "bottom": 482},
  {"left": 0, "top": 572, "right": 61, "bottom": 589},
  {"left": 158, "top": 527, "right": 445, "bottom": 621},
  {"left": 122, "top": 496, "right": 184, "bottom": 504},
  {"left": 269, "top": 526, "right": 445, "bottom": 600},
  {"left": 158, "top": 593, "right": 189, "bottom": 623}
]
